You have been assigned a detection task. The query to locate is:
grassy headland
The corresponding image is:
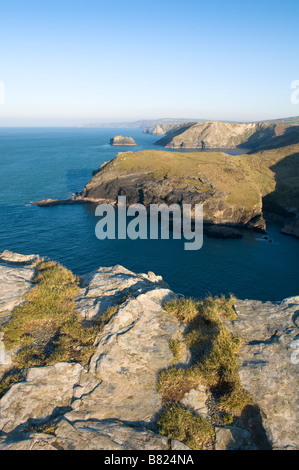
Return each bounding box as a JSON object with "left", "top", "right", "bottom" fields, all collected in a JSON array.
[{"left": 82, "top": 144, "right": 299, "bottom": 219}]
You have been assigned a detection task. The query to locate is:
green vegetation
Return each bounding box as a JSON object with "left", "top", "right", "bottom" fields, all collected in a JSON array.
[
  {"left": 157, "top": 295, "right": 251, "bottom": 449},
  {"left": 0, "top": 261, "right": 118, "bottom": 396},
  {"left": 2, "top": 261, "right": 98, "bottom": 367},
  {"left": 158, "top": 402, "right": 214, "bottom": 450},
  {"left": 221, "top": 413, "right": 234, "bottom": 425}
]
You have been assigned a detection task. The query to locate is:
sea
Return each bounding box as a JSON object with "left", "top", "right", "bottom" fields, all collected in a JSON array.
[{"left": 0, "top": 126, "right": 298, "bottom": 301}]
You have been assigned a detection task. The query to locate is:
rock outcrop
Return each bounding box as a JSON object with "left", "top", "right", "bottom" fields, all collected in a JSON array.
[
  {"left": 0, "top": 252, "right": 298, "bottom": 450},
  {"left": 0, "top": 251, "right": 38, "bottom": 325},
  {"left": 0, "top": 251, "right": 38, "bottom": 376},
  {"left": 0, "top": 362, "right": 85, "bottom": 434},
  {"left": 225, "top": 297, "right": 299, "bottom": 450},
  {"left": 203, "top": 225, "right": 242, "bottom": 239},
  {"left": 155, "top": 121, "right": 299, "bottom": 151},
  {"left": 0, "top": 254, "right": 185, "bottom": 450},
  {"left": 110, "top": 136, "right": 136, "bottom": 146},
  {"left": 281, "top": 219, "right": 299, "bottom": 239}
]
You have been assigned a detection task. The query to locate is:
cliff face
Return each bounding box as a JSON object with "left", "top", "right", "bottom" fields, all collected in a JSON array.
[
  {"left": 143, "top": 123, "right": 180, "bottom": 136},
  {"left": 80, "top": 145, "right": 299, "bottom": 231},
  {"left": 281, "top": 219, "right": 299, "bottom": 238},
  {"left": 155, "top": 121, "right": 299, "bottom": 150},
  {"left": 0, "top": 251, "right": 298, "bottom": 450}
]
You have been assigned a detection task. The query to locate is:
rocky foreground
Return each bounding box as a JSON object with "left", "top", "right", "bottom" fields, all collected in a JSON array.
[{"left": 0, "top": 251, "right": 298, "bottom": 450}]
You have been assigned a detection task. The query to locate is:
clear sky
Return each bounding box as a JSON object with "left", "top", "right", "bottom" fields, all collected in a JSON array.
[{"left": 0, "top": 0, "right": 299, "bottom": 126}]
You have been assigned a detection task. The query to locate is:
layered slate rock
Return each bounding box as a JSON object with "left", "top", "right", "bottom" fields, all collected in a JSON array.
[
  {"left": 0, "top": 363, "right": 86, "bottom": 434},
  {"left": 0, "top": 251, "right": 38, "bottom": 374},
  {"left": 225, "top": 297, "right": 299, "bottom": 450},
  {"left": 67, "top": 288, "right": 179, "bottom": 424},
  {"left": 0, "top": 250, "right": 38, "bottom": 325},
  {"left": 76, "top": 264, "right": 169, "bottom": 320},
  {"left": 0, "top": 421, "right": 170, "bottom": 451},
  {"left": 180, "top": 384, "right": 210, "bottom": 419},
  {"left": 214, "top": 426, "right": 254, "bottom": 451},
  {"left": 54, "top": 419, "right": 170, "bottom": 450}
]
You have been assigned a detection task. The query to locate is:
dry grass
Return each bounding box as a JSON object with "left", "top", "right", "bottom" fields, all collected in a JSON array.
[
  {"left": 157, "top": 367, "right": 200, "bottom": 402},
  {"left": 24, "top": 421, "right": 57, "bottom": 436},
  {"left": 168, "top": 338, "right": 182, "bottom": 365},
  {"left": 1, "top": 261, "right": 118, "bottom": 373},
  {"left": 158, "top": 402, "right": 214, "bottom": 450},
  {"left": 0, "top": 368, "right": 23, "bottom": 399},
  {"left": 2, "top": 261, "right": 98, "bottom": 368}
]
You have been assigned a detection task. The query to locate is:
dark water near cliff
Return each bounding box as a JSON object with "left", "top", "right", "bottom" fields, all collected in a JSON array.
[{"left": 0, "top": 127, "right": 298, "bottom": 301}]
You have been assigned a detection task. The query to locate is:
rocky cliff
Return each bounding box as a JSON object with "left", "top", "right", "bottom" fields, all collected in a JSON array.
[
  {"left": 143, "top": 124, "right": 180, "bottom": 136},
  {"left": 155, "top": 121, "right": 299, "bottom": 151},
  {"left": 0, "top": 251, "right": 298, "bottom": 450},
  {"left": 281, "top": 219, "right": 299, "bottom": 238}
]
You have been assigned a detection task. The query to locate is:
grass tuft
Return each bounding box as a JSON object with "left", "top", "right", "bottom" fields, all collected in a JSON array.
[
  {"left": 0, "top": 368, "right": 23, "bottom": 398},
  {"left": 168, "top": 338, "right": 182, "bottom": 365},
  {"left": 158, "top": 402, "right": 214, "bottom": 450},
  {"left": 157, "top": 367, "right": 199, "bottom": 402},
  {"left": 24, "top": 421, "right": 57, "bottom": 435}
]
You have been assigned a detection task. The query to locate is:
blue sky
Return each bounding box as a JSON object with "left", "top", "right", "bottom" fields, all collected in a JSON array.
[{"left": 0, "top": 0, "right": 299, "bottom": 125}]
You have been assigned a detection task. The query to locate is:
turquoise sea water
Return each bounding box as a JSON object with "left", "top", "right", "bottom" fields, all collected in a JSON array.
[{"left": 0, "top": 127, "right": 298, "bottom": 301}]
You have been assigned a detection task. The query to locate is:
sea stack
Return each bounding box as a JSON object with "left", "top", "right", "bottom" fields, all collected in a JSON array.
[{"left": 110, "top": 135, "right": 136, "bottom": 146}]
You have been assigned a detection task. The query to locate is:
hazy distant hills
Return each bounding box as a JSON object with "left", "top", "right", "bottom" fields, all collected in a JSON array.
[
  {"left": 76, "top": 118, "right": 202, "bottom": 129},
  {"left": 77, "top": 116, "right": 299, "bottom": 129},
  {"left": 264, "top": 116, "right": 299, "bottom": 125}
]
